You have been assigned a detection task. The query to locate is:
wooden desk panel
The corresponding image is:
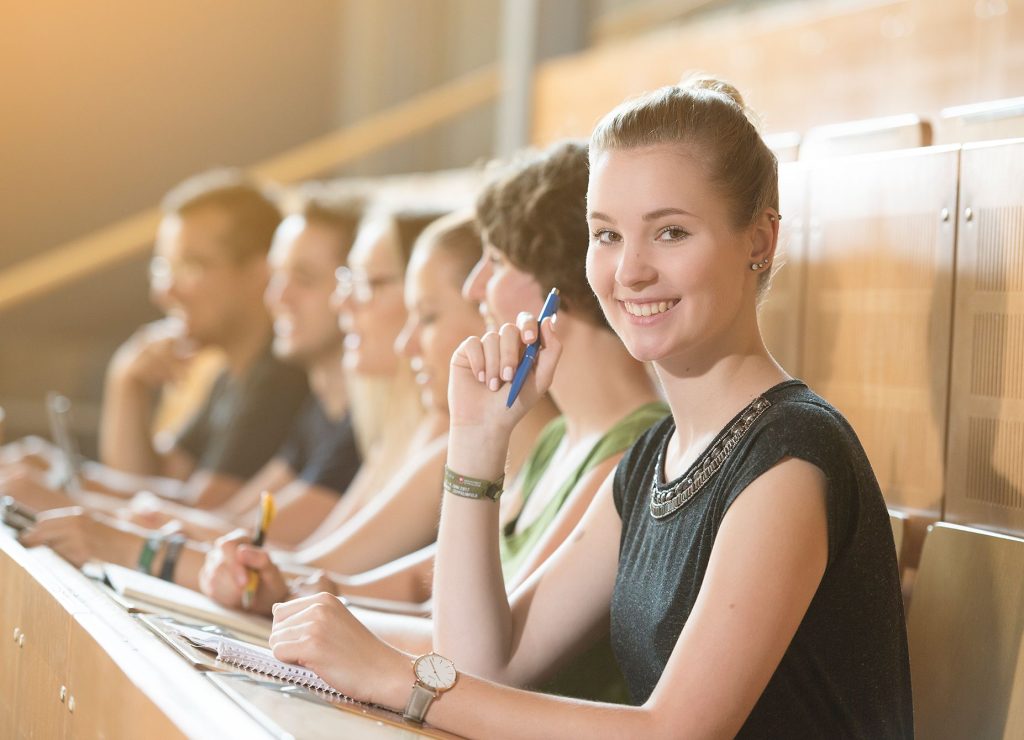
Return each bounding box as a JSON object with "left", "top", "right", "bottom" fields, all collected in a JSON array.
[
  {"left": 0, "top": 531, "right": 452, "bottom": 739},
  {"left": 800, "top": 146, "right": 959, "bottom": 515},
  {"left": 945, "top": 138, "right": 1024, "bottom": 535}
]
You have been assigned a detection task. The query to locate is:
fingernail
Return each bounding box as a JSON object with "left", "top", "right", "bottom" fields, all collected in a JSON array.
[
  {"left": 489, "top": 377, "right": 499, "bottom": 391},
  {"left": 551, "top": 315, "right": 559, "bottom": 327},
  {"left": 477, "top": 371, "right": 485, "bottom": 382},
  {"left": 523, "top": 330, "right": 535, "bottom": 342},
  {"left": 502, "top": 366, "right": 513, "bottom": 381}
]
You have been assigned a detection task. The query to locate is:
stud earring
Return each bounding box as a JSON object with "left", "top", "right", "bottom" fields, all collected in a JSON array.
[{"left": 750, "top": 257, "right": 770, "bottom": 271}]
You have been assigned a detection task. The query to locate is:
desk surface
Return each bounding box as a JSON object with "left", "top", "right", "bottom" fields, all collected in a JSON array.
[{"left": 0, "top": 529, "right": 459, "bottom": 739}]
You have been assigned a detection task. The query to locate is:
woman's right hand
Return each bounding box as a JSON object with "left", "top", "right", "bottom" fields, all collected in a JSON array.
[
  {"left": 198, "top": 530, "right": 289, "bottom": 615},
  {"left": 448, "top": 312, "right": 561, "bottom": 436}
]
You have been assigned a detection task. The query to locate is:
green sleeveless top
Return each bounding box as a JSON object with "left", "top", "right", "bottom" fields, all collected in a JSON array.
[
  {"left": 498, "top": 400, "right": 669, "bottom": 704},
  {"left": 499, "top": 401, "right": 669, "bottom": 582}
]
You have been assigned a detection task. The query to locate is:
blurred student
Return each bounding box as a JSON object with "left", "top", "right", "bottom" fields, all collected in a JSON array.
[
  {"left": 1, "top": 170, "right": 310, "bottom": 510},
  {"left": 265, "top": 79, "right": 912, "bottom": 738},
  {"left": 18, "top": 192, "right": 367, "bottom": 575},
  {"left": 202, "top": 145, "right": 664, "bottom": 706},
  {"left": 198, "top": 209, "right": 561, "bottom": 602}
]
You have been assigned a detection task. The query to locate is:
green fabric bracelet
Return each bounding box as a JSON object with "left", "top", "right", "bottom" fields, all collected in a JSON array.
[
  {"left": 158, "top": 534, "right": 187, "bottom": 582},
  {"left": 136, "top": 534, "right": 165, "bottom": 575},
  {"left": 444, "top": 466, "right": 504, "bottom": 501}
]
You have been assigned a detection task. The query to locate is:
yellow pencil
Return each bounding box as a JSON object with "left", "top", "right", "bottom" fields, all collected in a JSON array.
[{"left": 241, "top": 491, "right": 276, "bottom": 610}]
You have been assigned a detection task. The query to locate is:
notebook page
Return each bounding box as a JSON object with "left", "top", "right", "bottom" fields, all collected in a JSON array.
[
  {"left": 104, "top": 563, "right": 272, "bottom": 640},
  {"left": 217, "top": 637, "right": 342, "bottom": 696}
]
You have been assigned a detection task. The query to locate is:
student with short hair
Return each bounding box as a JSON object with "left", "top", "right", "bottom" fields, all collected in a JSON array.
[
  {"left": 104, "top": 169, "right": 309, "bottom": 504},
  {"left": 267, "top": 78, "right": 913, "bottom": 738},
  {"left": 0, "top": 170, "right": 310, "bottom": 512}
]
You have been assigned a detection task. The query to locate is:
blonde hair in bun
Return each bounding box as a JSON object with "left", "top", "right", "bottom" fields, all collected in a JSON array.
[{"left": 590, "top": 74, "right": 778, "bottom": 232}]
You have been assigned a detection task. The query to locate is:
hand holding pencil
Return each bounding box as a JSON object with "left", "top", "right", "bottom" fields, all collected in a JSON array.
[{"left": 241, "top": 491, "right": 276, "bottom": 610}]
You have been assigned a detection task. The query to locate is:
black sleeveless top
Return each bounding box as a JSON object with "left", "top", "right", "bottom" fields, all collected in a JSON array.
[{"left": 611, "top": 381, "right": 913, "bottom": 738}]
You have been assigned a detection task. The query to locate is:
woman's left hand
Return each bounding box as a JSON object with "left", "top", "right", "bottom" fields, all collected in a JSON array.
[{"left": 269, "top": 592, "right": 409, "bottom": 708}]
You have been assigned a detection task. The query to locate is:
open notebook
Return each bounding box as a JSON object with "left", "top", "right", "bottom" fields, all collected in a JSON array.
[
  {"left": 104, "top": 563, "right": 272, "bottom": 640},
  {"left": 171, "top": 622, "right": 343, "bottom": 697}
]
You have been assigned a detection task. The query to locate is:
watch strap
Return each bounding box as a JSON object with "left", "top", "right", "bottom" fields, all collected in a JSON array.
[
  {"left": 402, "top": 684, "right": 437, "bottom": 724},
  {"left": 443, "top": 465, "right": 504, "bottom": 501}
]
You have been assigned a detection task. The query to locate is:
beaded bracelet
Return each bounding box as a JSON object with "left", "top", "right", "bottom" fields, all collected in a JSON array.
[
  {"left": 158, "top": 534, "right": 187, "bottom": 582},
  {"left": 136, "top": 534, "right": 165, "bottom": 575},
  {"left": 443, "top": 465, "right": 504, "bottom": 501}
]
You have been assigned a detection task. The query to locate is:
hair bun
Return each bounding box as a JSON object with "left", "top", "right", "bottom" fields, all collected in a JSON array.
[{"left": 679, "top": 74, "right": 745, "bottom": 109}]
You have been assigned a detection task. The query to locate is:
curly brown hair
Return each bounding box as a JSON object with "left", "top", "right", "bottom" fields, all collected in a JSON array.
[{"left": 475, "top": 140, "right": 606, "bottom": 327}]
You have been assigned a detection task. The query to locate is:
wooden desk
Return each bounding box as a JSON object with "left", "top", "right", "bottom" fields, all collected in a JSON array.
[{"left": 0, "top": 530, "right": 456, "bottom": 738}]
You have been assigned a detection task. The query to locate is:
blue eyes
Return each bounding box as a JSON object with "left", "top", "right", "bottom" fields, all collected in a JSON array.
[{"left": 589, "top": 226, "right": 691, "bottom": 244}]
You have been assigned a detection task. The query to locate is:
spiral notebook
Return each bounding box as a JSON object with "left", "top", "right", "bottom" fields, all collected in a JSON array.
[{"left": 171, "top": 623, "right": 342, "bottom": 697}]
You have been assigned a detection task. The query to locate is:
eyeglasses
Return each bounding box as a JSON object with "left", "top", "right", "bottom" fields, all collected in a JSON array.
[{"left": 335, "top": 266, "right": 402, "bottom": 302}]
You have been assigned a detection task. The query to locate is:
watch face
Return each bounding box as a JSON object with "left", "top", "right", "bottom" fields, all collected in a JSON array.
[{"left": 414, "top": 653, "right": 457, "bottom": 690}]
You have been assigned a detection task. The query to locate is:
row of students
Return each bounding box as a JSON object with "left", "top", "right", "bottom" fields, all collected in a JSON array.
[
  {"left": 3, "top": 74, "right": 912, "bottom": 736},
  {"left": 262, "top": 78, "right": 913, "bottom": 736}
]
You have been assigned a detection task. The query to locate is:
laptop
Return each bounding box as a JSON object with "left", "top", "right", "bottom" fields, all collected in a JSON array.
[{"left": 45, "top": 391, "right": 83, "bottom": 496}]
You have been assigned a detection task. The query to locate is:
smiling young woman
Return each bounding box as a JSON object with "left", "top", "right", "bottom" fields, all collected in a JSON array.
[{"left": 265, "top": 77, "right": 913, "bottom": 739}]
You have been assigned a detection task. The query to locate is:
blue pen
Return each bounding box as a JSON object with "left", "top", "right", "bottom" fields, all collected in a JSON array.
[{"left": 506, "top": 288, "right": 560, "bottom": 408}]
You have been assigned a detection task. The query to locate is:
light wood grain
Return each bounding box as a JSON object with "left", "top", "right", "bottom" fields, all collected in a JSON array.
[
  {"left": 533, "top": 0, "right": 1024, "bottom": 144},
  {"left": 799, "top": 146, "right": 959, "bottom": 515},
  {"left": 945, "top": 138, "right": 1024, "bottom": 535},
  {"left": 907, "top": 523, "right": 1024, "bottom": 739}
]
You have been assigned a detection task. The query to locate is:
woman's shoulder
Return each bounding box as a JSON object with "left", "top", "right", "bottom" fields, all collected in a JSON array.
[{"left": 754, "top": 381, "right": 865, "bottom": 461}]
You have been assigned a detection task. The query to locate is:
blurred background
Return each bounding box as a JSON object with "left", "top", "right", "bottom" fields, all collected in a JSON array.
[{"left": 1, "top": 0, "right": 1021, "bottom": 455}]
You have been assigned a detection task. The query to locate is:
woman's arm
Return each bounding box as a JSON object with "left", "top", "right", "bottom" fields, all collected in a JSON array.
[
  {"left": 284, "top": 437, "right": 448, "bottom": 574},
  {"left": 270, "top": 455, "right": 829, "bottom": 739}
]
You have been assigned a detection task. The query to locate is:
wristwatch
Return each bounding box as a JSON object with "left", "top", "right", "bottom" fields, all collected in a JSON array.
[{"left": 402, "top": 652, "right": 458, "bottom": 724}]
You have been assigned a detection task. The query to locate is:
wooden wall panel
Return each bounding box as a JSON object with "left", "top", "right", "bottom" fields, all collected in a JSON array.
[
  {"left": 533, "top": 0, "right": 1024, "bottom": 145},
  {"left": 0, "top": 548, "right": 24, "bottom": 738},
  {"left": 906, "top": 523, "right": 1024, "bottom": 739},
  {"left": 945, "top": 138, "right": 1024, "bottom": 535},
  {"left": 800, "top": 146, "right": 959, "bottom": 515},
  {"left": 759, "top": 162, "right": 807, "bottom": 376},
  {"left": 65, "top": 625, "right": 185, "bottom": 739},
  {"left": 14, "top": 571, "right": 71, "bottom": 739}
]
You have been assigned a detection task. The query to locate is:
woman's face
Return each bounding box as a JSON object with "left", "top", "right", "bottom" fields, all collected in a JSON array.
[
  {"left": 265, "top": 216, "right": 344, "bottom": 364},
  {"left": 462, "top": 242, "right": 547, "bottom": 330},
  {"left": 585, "top": 143, "right": 762, "bottom": 370},
  {"left": 332, "top": 217, "right": 407, "bottom": 376},
  {"left": 396, "top": 245, "right": 484, "bottom": 411}
]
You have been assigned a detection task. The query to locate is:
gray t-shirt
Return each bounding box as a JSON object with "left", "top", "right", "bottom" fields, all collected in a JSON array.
[
  {"left": 174, "top": 345, "right": 309, "bottom": 480},
  {"left": 612, "top": 380, "right": 913, "bottom": 738}
]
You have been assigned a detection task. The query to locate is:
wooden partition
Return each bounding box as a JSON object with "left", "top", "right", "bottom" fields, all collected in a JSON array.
[
  {"left": 937, "top": 97, "right": 1024, "bottom": 145},
  {"left": 533, "top": 1, "right": 1024, "bottom": 146},
  {"left": 906, "top": 523, "right": 1024, "bottom": 739},
  {"left": 0, "top": 532, "right": 453, "bottom": 739},
  {"left": 800, "top": 146, "right": 960, "bottom": 516},
  {"left": 798, "top": 114, "right": 932, "bottom": 161},
  {"left": 945, "top": 138, "right": 1024, "bottom": 535}
]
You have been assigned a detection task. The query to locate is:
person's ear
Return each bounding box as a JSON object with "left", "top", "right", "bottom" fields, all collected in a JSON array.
[{"left": 747, "top": 210, "right": 779, "bottom": 272}]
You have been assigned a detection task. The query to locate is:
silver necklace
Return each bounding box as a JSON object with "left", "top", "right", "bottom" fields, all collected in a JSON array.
[{"left": 650, "top": 396, "right": 773, "bottom": 519}]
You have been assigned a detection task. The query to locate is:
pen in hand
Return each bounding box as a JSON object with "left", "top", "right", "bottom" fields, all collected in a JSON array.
[
  {"left": 241, "top": 491, "right": 276, "bottom": 610},
  {"left": 506, "top": 288, "right": 559, "bottom": 408}
]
